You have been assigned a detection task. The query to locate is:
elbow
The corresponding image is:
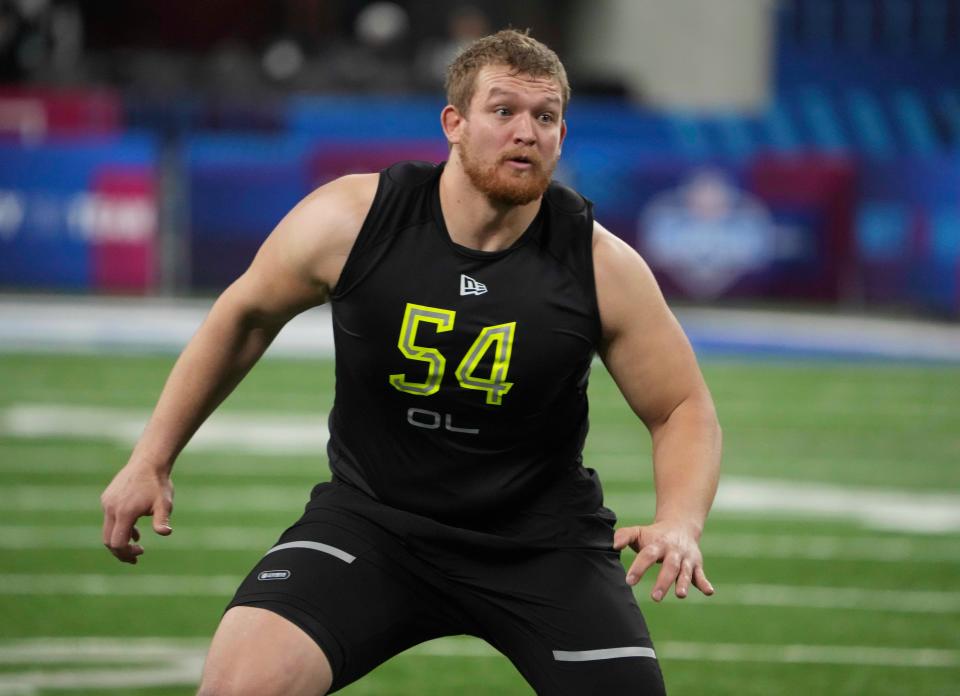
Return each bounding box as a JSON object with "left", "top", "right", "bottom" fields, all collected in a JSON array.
[{"left": 651, "top": 388, "right": 721, "bottom": 442}]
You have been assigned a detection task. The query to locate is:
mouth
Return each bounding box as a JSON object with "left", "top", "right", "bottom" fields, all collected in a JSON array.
[{"left": 504, "top": 154, "right": 535, "bottom": 170}]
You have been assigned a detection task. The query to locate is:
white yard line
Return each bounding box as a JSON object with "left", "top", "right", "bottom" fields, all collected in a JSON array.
[
  {"left": 0, "top": 658, "right": 204, "bottom": 694},
  {"left": 408, "top": 637, "right": 960, "bottom": 668},
  {"left": 1, "top": 526, "right": 958, "bottom": 563},
  {"left": 0, "top": 457, "right": 319, "bottom": 476},
  {"left": 607, "top": 477, "right": 960, "bottom": 535},
  {"left": 0, "top": 525, "right": 279, "bottom": 551},
  {"left": 712, "top": 477, "right": 960, "bottom": 534},
  {"left": 0, "top": 636, "right": 954, "bottom": 695},
  {"left": 653, "top": 641, "right": 959, "bottom": 668},
  {"left": 0, "top": 404, "right": 328, "bottom": 454},
  {"left": 0, "top": 574, "right": 956, "bottom": 614},
  {"left": 4, "top": 485, "right": 312, "bottom": 512},
  {"left": 702, "top": 532, "right": 960, "bottom": 562},
  {"left": 4, "top": 475, "right": 960, "bottom": 533},
  {"left": 0, "top": 574, "right": 240, "bottom": 596},
  {"left": 671, "top": 583, "right": 960, "bottom": 613},
  {"left": 0, "top": 638, "right": 209, "bottom": 663}
]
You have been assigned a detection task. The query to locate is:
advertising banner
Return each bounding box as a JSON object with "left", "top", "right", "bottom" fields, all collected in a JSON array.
[
  {"left": 857, "top": 155, "right": 960, "bottom": 316},
  {"left": 0, "top": 88, "right": 121, "bottom": 141},
  {"left": 568, "top": 151, "right": 857, "bottom": 303},
  {"left": 186, "top": 135, "right": 313, "bottom": 290},
  {"left": 186, "top": 135, "right": 448, "bottom": 290},
  {"left": 0, "top": 136, "right": 158, "bottom": 292}
]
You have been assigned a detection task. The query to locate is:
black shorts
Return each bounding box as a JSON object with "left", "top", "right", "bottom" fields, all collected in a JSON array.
[{"left": 227, "top": 481, "right": 665, "bottom": 695}]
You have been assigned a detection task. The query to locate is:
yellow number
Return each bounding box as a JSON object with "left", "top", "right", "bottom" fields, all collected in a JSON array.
[
  {"left": 454, "top": 322, "right": 516, "bottom": 405},
  {"left": 388, "top": 304, "right": 456, "bottom": 396}
]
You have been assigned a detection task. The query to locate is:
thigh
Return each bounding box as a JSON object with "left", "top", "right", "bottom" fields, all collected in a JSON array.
[
  {"left": 226, "top": 508, "right": 468, "bottom": 693},
  {"left": 200, "top": 606, "right": 332, "bottom": 696},
  {"left": 462, "top": 548, "right": 666, "bottom": 695}
]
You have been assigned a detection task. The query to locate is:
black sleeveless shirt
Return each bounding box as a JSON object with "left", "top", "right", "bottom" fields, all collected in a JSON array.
[{"left": 326, "top": 161, "right": 615, "bottom": 548}]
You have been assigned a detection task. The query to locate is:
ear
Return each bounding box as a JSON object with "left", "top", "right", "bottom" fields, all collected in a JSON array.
[
  {"left": 559, "top": 119, "right": 568, "bottom": 153},
  {"left": 441, "top": 105, "right": 466, "bottom": 145}
]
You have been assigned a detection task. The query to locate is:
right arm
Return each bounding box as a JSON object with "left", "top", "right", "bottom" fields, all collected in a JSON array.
[{"left": 100, "top": 173, "right": 379, "bottom": 563}]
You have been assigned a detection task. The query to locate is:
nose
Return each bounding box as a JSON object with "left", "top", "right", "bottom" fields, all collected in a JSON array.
[{"left": 513, "top": 113, "right": 536, "bottom": 146}]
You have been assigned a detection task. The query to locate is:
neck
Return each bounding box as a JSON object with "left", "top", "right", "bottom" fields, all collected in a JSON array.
[{"left": 438, "top": 153, "right": 542, "bottom": 253}]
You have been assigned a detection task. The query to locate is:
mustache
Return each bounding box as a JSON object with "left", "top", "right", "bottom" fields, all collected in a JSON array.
[{"left": 499, "top": 150, "right": 543, "bottom": 167}]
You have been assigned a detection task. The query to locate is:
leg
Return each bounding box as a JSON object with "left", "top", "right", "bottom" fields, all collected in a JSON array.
[
  {"left": 198, "top": 606, "right": 332, "bottom": 696},
  {"left": 459, "top": 547, "right": 666, "bottom": 695},
  {"left": 213, "top": 499, "right": 471, "bottom": 693}
]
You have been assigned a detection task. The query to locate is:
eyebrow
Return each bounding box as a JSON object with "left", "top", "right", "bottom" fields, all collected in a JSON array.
[{"left": 486, "top": 86, "right": 562, "bottom": 106}]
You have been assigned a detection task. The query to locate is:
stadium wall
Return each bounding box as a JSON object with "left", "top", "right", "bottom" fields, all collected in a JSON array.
[{"left": 0, "top": 89, "right": 957, "bottom": 317}]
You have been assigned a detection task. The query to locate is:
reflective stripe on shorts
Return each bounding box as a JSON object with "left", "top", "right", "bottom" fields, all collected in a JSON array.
[
  {"left": 264, "top": 540, "right": 356, "bottom": 563},
  {"left": 553, "top": 647, "right": 657, "bottom": 662}
]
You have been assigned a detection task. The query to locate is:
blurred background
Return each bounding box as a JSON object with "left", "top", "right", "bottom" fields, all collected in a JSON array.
[
  {"left": 0, "top": 1, "right": 958, "bottom": 695},
  {"left": 0, "top": 0, "right": 958, "bottom": 317}
]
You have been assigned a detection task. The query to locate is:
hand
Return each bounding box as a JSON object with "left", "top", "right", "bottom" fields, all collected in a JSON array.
[
  {"left": 613, "top": 521, "right": 714, "bottom": 602},
  {"left": 100, "top": 464, "right": 174, "bottom": 564}
]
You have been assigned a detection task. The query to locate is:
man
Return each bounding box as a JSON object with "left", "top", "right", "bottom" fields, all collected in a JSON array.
[{"left": 101, "top": 29, "right": 720, "bottom": 695}]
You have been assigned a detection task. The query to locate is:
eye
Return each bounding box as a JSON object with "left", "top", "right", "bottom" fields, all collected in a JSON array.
[
  {"left": 495, "top": 107, "right": 511, "bottom": 117},
  {"left": 538, "top": 113, "right": 556, "bottom": 124}
]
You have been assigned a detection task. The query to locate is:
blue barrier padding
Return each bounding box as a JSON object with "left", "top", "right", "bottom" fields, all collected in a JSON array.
[
  {"left": 894, "top": 89, "right": 939, "bottom": 156},
  {"left": 847, "top": 89, "right": 894, "bottom": 157},
  {"left": 0, "top": 134, "right": 158, "bottom": 289},
  {"left": 856, "top": 203, "right": 910, "bottom": 262},
  {"left": 0, "top": 133, "right": 157, "bottom": 188}
]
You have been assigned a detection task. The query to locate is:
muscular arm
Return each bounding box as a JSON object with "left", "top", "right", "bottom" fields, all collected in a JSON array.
[
  {"left": 593, "top": 222, "right": 722, "bottom": 601},
  {"left": 100, "top": 174, "right": 378, "bottom": 563}
]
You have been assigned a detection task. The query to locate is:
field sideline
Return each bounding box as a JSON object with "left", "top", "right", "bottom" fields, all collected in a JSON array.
[{"left": 1, "top": 345, "right": 958, "bottom": 694}]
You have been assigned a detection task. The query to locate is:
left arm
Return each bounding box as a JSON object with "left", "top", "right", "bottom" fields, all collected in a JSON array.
[{"left": 593, "top": 222, "right": 722, "bottom": 602}]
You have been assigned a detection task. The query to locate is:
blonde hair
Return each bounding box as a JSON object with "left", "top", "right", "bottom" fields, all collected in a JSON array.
[{"left": 445, "top": 29, "right": 570, "bottom": 116}]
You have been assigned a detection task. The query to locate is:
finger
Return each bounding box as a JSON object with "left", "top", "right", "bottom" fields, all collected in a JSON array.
[
  {"left": 109, "top": 514, "right": 136, "bottom": 550},
  {"left": 113, "top": 546, "right": 143, "bottom": 565},
  {"left": 650, "top": 552, "right": 682, "bottom": 602},
  {"left": 152, "top": 495, "right": 174, "bottom": 536},
  {"left": 131, "top": 526, "right": 140, "bottom": 542},
  {"left": 625, "top": 543, "right": 662, "bottom": 586},
  {"left": 102, "top": 511, "right": 115, "bottom": 548},
  {"left": 121, "top": 544, "right": 145, "bottom": 564},
  {"left": 693, "top": 565, "right": 715, "bottom": 596},
  {"left": 109, "top": 540, "right": 144, "bottom": 564},
  {"left": 675, "top": 559, "right": 693, "bottom": 598},
  {"left": 108, "top": 515, "right": 144, "bottom": 563},
  {"left": 114, "top": 541, "right": 145, "bottom": 564},
  {"left": 103, "top": 512, "right": 137, "bottom": 563},
  {"left": 612, "top": 527, "right": 638, "bottom": 551}
]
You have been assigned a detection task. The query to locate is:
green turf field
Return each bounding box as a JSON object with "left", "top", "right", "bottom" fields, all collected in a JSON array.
[{"left": 1, "top": 352, "right": 958, "bottom": 695}]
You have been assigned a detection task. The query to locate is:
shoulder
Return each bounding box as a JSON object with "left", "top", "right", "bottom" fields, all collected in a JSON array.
[
  {"left": 257, "top": 172, "right": 380, "bottom": 294},
  {"left": 591, "top": 221, "right": 666, "bottom": 340},
  {"left": 545, "top": 179, "right": 590, "bottom": 216},
  {"left": 382, "top": 160, "right": 441, "bottom": 188},
  {"left": 592, "top": 221, "right": 656, "bottom": 287},
  {"left": 290, "top": 173, "right": 379, "bottom": 255},
  {"left": 215, "top": 172, "right": 379, "bottom": 321},
  {"left": 294, "top": 173, "right": 381, "bottom": 250}
]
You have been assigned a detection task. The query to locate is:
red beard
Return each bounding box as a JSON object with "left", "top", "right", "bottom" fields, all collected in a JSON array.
[{"left": 459, "top": 137, "right": 556, "bottom": 206}]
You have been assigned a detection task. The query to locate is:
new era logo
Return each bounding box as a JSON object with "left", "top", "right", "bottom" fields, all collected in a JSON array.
[
  {"left": 258, "top": 570, "right": 291, "bottom": 581},
  {"left": 460, "top": 274, "right": 487, "bottom": 296}
]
